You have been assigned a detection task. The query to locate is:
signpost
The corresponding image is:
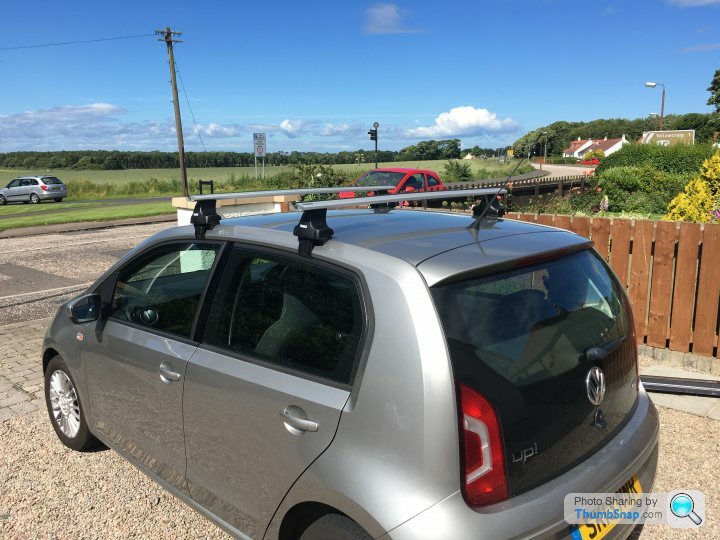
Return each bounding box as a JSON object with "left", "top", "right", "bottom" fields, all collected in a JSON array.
[
  {"left": 640, "top": 130, "right": 695, "bottom": 146},
  {"left": 254, "top": 133, "right": 266, "bottom": 178}
]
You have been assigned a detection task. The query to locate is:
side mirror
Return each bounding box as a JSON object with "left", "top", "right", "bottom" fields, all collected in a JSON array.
[{"left": 67, "top": 294, "right": 101, "bottom": 324}]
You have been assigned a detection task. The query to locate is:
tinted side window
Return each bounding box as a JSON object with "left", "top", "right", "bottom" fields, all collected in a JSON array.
[
  {"left": 427, "top": 174, "right": 440, "bottom": 187},
  {"left": 204, "top": 248, "right": 364, "bottom": 385},
  {"left": 111, "top": 243, "right": 220, "bottom": 338},
  {"left": 403, "top": 173, "right": 425, "bottom": 191},
  {"left": 8, "top": 179, "right": 21, "bottom": 188}
]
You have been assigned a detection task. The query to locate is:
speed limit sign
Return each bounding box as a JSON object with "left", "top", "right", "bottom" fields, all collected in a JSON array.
[{"left": 253, "top": 133, "right": 266, "bottom": 157}]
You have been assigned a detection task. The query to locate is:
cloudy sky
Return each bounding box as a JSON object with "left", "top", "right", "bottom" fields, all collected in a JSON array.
[{"left": 0, "top": 0, "right": 718, "bottom": 153}]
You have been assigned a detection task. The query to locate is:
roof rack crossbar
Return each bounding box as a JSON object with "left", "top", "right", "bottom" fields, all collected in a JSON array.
[
  {"left": 190, "top": 185, "right": 395, "bottom": 202},
  {"left": 292, "top": 187, "right": 506, "bottom": 212}
]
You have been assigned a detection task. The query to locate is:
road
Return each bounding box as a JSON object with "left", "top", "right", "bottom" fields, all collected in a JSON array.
[
  {"left": 0, "top": 222, "right": 175, "bottom": 324},
  {"left": 532, "top": 163, "right": 594, "bottom": 177}
]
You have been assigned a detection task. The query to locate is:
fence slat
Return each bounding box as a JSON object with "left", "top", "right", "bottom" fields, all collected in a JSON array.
[
  {"left": 647, "top": 221, "right": 677, "bottom": 348},
  {"left": 609, "top": 219, "right": 632, "bottom": 290},
  {"left": 628, "top": 220, "right": 654, "bottom": 341},
  {"left": 669, "top": 222, "right": 701, "bottom": 352},
  {"left": 590, "top": 218, "right": 610, "bottom": 260},
  {"left": 569, "top": 216, "right": 590, "bottom": 239},
  {"left": 536, "top": 214, "right": 553, "bottom": 226},
  {"left": 693, "top": 224, "right": 720, "bottom": 355},
  {"left": 554, "top": 215, "right": 571, "bottom": 231}
]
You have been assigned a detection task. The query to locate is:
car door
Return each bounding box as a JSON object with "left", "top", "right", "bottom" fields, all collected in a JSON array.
[
  {"left": 18, "top": 179, "right": 34, "bottom": 201},
  {"left": 399, "top": 173, "right": 425, "bottom": 193},
  {"left": 83, "top": 241, "right": 222, "bottom": 490},
  {"left": 5, "top": 179, "right": 22, "bottom": 201},
  {"left": 183, "top": 246, "right": 366, "bottom": 537}
]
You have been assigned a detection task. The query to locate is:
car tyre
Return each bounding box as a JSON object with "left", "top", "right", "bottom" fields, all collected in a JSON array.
[
  {"left": 30, "top": 193, "right": 40, "bottom": 204},
  {"left": 44, "top": 355, "right": 99, "bottom": 451},
  {"left": 0, "top": 194, "right": 6, "bottom": 205},
  {"left": 54, "top": 198, "right": 63, "bottom": 203},
  {"left": 300, "top": 514, "right": 372, "bottom": 540}
]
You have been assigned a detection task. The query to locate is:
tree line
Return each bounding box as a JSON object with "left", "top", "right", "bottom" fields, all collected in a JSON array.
[
  {"left": 0, "top": 140, "right": 467, "bottom": 171},
  {"left": 512, "top": 112, "right": 720, "bottom": 158}
]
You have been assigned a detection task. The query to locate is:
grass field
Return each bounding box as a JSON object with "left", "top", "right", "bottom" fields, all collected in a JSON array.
[
  {"left": 0, "top": 201, "right": 174, "bottom": 231},
  {"left": 0, "top": 158, "right": 530, "bottom": 189}
]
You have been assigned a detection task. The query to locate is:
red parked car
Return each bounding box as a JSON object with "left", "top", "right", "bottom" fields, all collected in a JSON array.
[
  {"left": 339, "top": 168, "right": 443, "bottom": 199},
  {"left": 578, "top": 158, "right": 601, "bottom": 166}
]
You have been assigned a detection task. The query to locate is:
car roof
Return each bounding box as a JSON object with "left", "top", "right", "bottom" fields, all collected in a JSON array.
[
  {"left": 162, "top": 209, "right": 591, "bottom": 286},
  {"left": 365, "top": 168, "right": 437, "bottom": 175}
]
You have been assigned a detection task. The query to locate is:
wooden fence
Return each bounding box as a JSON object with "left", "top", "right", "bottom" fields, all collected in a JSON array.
[{"left": 506, "top": 213, "right": 720, "bottom": 358}]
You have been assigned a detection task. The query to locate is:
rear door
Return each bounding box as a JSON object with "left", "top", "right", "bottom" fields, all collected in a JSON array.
[{"left": 183, "top": 246, "right": 366, "bottom": 537}]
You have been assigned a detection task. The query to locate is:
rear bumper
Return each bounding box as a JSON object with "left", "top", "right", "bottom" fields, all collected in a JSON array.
[
  {"left": 38, "top": 189, "right": 67, "bottom": 200},
  {"left": 382, "top": 387, "right": 659, "bottom": 540}
]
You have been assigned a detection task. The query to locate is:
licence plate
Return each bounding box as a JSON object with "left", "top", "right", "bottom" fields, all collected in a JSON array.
[{"left": 570, "top": 476, "right": 642, "bottom": 540}]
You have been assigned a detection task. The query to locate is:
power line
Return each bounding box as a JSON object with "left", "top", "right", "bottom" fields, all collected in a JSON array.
[
  {"left": 176, "top": 65, "right": 207, "bottom": 152},
  {"left": 0, "top": 33, "right": 155, "bottom": 51}
]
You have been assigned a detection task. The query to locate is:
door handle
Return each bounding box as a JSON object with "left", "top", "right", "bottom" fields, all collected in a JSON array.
[
  {"left": 158, "top": 361, "right": 181, "bottom": 383},
  {"left": 279, "top": 408, "right": 319, "bottom": 432}
]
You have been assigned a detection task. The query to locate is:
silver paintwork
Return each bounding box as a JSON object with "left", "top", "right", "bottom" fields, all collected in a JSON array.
[
  {"left": 43, "top": 208, "right": 660, "bottom": 539},
  {"left": 49, "top": 370, "right": 81, "bottom": 438}
]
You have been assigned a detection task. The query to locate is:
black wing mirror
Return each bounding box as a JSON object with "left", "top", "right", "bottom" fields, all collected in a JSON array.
[{"left": 67, "top": 294, "right": 101, "bottom": 324}]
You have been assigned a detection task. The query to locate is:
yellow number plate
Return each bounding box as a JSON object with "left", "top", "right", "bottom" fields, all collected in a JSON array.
[{"left": 572, "top": 476, "right": 643, "bottom": 540}]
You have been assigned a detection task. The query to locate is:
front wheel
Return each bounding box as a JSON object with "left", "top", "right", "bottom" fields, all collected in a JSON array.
[
  {"left": 0, "top": 194, "right": 6, "bottom": 205},
  {"left": 45, "top": 355, "right": 99, "bottom": 451},
  {"left": 30, "top": 193, "right": 40, "bottom": 204},
  {"left": 300, "top": 514, "right": 372, "bottom": 540}
]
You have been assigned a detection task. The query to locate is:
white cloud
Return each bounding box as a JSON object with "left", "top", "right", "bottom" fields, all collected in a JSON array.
[
  {"left": 405, "top": 106, "right": 518, "bottom": 138},
  {"left": 279, "top": 119, "right": 304, "bottom": 138},
  {"left": 667, "top": 0, "right": 720, "bottom": 6},
  {"left": 202, "top": 123, "right": 240, "bottom": 137},
  {"left": 682, "top": 42, "right": 720, "bottom": 52},
  {"left": 319, "top": 122, "right": 350, "bottom": 136},
  {"left": 365, "top": 3, "right": 420, "bottom": 34}
]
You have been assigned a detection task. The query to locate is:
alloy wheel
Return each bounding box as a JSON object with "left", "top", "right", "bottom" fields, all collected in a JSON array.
[{"left": 49, "top": 370, "right": 81, "bottom": 438}]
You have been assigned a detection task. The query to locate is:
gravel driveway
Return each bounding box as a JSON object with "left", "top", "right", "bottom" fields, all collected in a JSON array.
[{"left": 1, "top": 404, "right": 717, "bottom": 539}]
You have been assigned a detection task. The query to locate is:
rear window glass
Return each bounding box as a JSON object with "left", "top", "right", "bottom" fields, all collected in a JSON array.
[
  {"left": 431, "top": 250, "right": 628, "bottom": 385},
  {"left": 41, "top": 177, "right": 63, "bottom": 185}
]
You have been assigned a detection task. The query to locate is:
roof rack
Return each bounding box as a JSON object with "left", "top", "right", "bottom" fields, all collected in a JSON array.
[
  {"left": 189, "top": 185, "right": 394, "bottom": 240},
  {"left": 293, "top": 187, "right": 506, "bottom": 256}
]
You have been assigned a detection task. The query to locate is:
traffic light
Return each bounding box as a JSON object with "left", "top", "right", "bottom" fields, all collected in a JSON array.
[{"left": 368, "top": 129, "right": 377, "bottom": 141}]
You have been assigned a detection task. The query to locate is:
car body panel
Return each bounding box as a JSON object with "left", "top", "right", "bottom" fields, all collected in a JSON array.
[{"left": 83, "top": 320, "right": 194, "bottom": 491}]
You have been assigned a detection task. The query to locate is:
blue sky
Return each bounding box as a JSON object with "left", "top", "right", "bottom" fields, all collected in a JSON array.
[{"left": 0, "top": 0, "right": 718, "bottom": 153}]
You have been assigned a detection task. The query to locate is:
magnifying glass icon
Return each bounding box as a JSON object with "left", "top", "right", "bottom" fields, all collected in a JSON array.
[{"left": 670, "top": 493, "right": 702, "bottom": 525}]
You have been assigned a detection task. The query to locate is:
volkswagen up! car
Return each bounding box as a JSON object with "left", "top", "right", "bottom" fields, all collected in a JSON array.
[
  {"left": 42, "top": 192, "right": 659, "bottom": 540},
  {"left": 0, "top": 175, "right": 67, "bottom": 204}
]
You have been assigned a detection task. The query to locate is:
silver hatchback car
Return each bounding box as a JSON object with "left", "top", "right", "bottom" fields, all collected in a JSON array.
[
  {"left": 42, "top": 190, "right": 658, "bottom": 540},
  {"left": 0, "top": 175, "right": 67, "bottom": 204}
]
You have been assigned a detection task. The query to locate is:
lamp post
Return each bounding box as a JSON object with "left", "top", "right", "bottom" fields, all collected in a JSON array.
[
  {"left": 649, "top": 112, "right": 659, "bottom": 131},
  {"left": 645, "top": 82, "right": 666, "bottom": 131}
]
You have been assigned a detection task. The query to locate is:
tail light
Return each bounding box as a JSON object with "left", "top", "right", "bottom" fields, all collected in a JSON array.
[
  {"left": 41, "top": 185, "right": 48, "bottom": 191},
  {"left": 457, "top": 381, "right": 508, "bottom": 506}
]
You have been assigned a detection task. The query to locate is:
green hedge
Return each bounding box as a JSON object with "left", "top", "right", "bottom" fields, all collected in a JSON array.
[
  {"left": 597, "top": 165, "right": 688, "bottom": 213},
  {"left": 595, "top": 143, "right": 716, "bottom": 175}
]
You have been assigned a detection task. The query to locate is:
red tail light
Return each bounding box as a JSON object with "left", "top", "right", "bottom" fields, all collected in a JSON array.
[
  {"left": 41, "top": 185, "right": 48, "bottom": 191},
  {"left": 457, "top": 381, "right": 508, "bottom": 506}
]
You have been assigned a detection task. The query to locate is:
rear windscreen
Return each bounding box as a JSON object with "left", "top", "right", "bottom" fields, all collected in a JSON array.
[{"left": 432, "top": 249, "right": 628, "bottom": 385}]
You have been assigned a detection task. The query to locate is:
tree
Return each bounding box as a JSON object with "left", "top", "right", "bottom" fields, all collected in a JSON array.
[{"left": 708, "top": 68, "right": 720, "bottom": 112}]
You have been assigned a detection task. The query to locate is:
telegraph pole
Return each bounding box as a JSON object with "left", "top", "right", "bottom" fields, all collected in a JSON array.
[{"left": 156, "top": 27, "right": 188, "bottom": 198}]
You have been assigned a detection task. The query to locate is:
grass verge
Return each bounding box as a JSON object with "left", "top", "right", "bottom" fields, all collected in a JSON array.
[{"left": 0, "top": 201, "right": 174, "bottom": 231}]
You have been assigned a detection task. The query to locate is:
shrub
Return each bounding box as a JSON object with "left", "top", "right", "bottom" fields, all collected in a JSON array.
[
  {"left": 596, "top": 165, "right": 688, "bottom": 214},
  {"left": 442, "top": 160, "right": 473, "bottom": 182},
  {"left": 665, "top": 151, "right": 720, "bottom": 222},
  {"left": 595, "top": 143, "right": 716, "bottom": 175}
]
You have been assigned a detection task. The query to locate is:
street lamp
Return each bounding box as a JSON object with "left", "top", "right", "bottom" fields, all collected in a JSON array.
[
  {"left": 645, "top": 82, "right": 666, "bottom": 131},
  {"left": 649, "top": 112, "right": 659, "bottom": 131}
]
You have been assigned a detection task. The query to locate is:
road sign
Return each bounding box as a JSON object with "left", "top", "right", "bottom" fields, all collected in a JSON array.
[
  {"left": 253, "top": 133, "right": 266, "bottom": 157},
  {"left": 640, "top": 130, "right": 695, "bottom": 146}
]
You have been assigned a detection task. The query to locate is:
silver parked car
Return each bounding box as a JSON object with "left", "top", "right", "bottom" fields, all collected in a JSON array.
[
  {"left": 0, "top": 175, "right": 67, "bottom": 204},
  {"left": 42, "top": 189, "right": 658, "bottom": 540}
]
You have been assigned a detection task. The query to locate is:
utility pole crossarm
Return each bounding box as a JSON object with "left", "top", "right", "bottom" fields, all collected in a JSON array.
[{"left": 156, "top": 26, "right": 189, "bottom": 198}]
